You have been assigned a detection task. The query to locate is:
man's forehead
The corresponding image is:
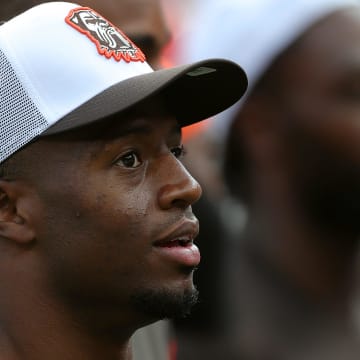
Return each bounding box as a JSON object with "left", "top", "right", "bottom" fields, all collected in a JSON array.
[{"left": 95, "top": 114, "right": 181, "bottom": 140}]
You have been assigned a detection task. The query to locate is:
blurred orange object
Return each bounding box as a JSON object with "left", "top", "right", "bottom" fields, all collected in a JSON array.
[{"left": 182, "top": 118, "right": 210, "bottom": 142}]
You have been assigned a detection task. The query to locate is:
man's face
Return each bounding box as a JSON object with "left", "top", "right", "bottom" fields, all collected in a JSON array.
[
  {"left": 25, "top": 101, "right": 202, "bottom": 328},
  {"left": 82, "top": 0, "right": 171, "bottom": 68},
  {"left": 264, "top": 7, "right": 360, "bottom": 236}
]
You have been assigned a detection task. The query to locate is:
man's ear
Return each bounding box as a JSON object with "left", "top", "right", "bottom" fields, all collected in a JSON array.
[{"left": 0, "top": 180, "right": 35, "bottom": 244}]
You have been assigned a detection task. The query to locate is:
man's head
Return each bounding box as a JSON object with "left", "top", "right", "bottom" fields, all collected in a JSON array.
[{"left": 0, "top": 1, "right": 247, "bottom": 336}]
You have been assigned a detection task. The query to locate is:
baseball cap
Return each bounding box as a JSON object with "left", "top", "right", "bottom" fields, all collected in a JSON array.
[{"left": 0, "top": 2, "right": 248, "bottom": 163}]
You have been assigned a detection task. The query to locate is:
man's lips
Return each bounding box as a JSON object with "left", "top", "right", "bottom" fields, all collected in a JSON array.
[
  {"left": 153, "top": 220, "right": 200, "bottom": 267},
  {"left": 153, "top": 219, "right": 199, "bottom": 247}
]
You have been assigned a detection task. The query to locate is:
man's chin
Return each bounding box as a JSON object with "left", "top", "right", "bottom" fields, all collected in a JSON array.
[{"left": 130, "top": 286, "right": 199, "bottom": 320}]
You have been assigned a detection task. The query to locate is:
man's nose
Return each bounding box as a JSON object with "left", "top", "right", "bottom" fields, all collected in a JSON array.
[{"left": 157, "top": 156, "right": 202, "bottom": 210}]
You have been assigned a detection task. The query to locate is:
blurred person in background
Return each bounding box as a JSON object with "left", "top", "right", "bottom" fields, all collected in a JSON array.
[
  {"left": 174, "top": 0, "right": 360, "bottom": 359},
  {"left": 1, "top": 1, "right": 175, "bottom": 359}
]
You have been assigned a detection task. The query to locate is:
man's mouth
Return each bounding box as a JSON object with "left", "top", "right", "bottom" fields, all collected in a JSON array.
[
  {"left": 153, "top": 221, "right": 200, "bottom": 267},
  {"left": 154, "top": 236, "right": 193, "bottom": 248}
]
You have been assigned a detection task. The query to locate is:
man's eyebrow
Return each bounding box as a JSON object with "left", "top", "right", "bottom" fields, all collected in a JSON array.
[
  {"left": 112, "top": 122, "right": 153, "bottom": 138},
  {"left": 122, "top": 123, "right": 182, "bottom": 138},
  {"left": 101, "top": 120, "right": 181, "bottom": 140}
]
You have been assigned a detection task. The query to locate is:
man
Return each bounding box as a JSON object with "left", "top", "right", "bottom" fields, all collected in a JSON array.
[
  {"left": 0, "top": 2, "right": 247, "bottom": 359},
  {"left": 1, "top": 1, "right": 174, "bottom": 359},
  {"left": 176, "top": 0, "right": 360, "bottom": 359}
]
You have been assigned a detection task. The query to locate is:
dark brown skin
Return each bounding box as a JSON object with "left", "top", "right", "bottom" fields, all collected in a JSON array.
[{"left": 0, "top": 100, "right": 202, "bottom": 359}]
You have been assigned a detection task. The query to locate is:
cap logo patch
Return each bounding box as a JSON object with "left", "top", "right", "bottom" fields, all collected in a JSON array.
[{"left": 65, "top": 7, "right": 146, "bottom": 63}]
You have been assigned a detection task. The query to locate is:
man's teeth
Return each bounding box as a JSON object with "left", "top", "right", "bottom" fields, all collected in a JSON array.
[{"left": 160, "top": 238, "right": 192, "bottom": 247}]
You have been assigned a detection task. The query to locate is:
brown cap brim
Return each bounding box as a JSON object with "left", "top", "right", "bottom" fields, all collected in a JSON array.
[{"left": 43, "top": 58, "right": 248, "bottom": 135}]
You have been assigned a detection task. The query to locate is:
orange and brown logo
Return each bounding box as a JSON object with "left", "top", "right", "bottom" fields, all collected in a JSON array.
[{"left": 65, "top": 7, "right": 146, "bottom": 63}]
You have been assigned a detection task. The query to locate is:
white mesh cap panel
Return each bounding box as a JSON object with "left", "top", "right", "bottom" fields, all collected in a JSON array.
[{"left": 0, "top": 49, "right": 47, "bottom": 163}]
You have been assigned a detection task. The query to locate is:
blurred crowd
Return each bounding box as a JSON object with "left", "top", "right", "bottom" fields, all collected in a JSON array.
[{"left": 3, "top": 0, "right": 360, "bottom": 359}]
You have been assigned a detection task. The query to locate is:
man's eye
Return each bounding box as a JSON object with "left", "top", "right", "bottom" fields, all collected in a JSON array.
[
  {"left": 116, "top": 151, "right": 142, "bottom": 168},
  {"left": 171, "top": 145, "right": 186, "bottom": 159}
]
